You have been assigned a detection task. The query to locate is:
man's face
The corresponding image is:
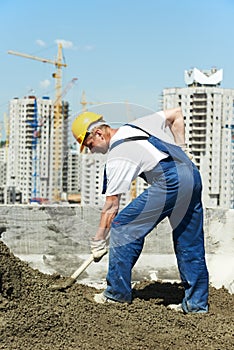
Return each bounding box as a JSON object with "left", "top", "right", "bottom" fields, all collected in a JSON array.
[{"left": 83, "top": 129, "right": 109, "bottom": 154}]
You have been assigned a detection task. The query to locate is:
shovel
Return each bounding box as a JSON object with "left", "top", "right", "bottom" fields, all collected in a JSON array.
[{"left": 48, "top": 254, "right": 94, "bottom": 291}]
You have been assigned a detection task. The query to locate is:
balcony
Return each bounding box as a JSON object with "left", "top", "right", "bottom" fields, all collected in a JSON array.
[
  {"left": 25, "top": 132, "right": 33, "bottom": 138},
  {"left": 193, "top": 93, "right": 207, "bottom": 101},
  {"left": 193, "top": 101, "right": 207, "bottom": 106},
  {"left": 192, "top": 139, "right": 206, "bottom": 145},
  {"left": 192, "top": 110, "right": 206, "bottom": 116},
  {"left": 192, "top": 120, "right": 207, "bottom": 127},
  {"left": 192, "top": 125, "right": 206, "bottom": 131},
  {"left": 192, "top": 127, "right": 206, "bottom": 134},
  {"left": 193, "top": 104, "right": 207, "bottom": 110},
  {"left": 192, "top": 145, "right": 206, "bottom": 152}
]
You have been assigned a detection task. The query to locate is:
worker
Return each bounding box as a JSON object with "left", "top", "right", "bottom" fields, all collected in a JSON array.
[{"left": 71, "top": 108, "right": 209, "bottom": 313}]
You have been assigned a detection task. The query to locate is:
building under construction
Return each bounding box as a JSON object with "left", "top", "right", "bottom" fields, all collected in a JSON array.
[
  {"left": 6, "top": 95, "right": 69, "bottom": 204},
  {"left": 3, "top": 45, "right": 79, "bottom": 204}
]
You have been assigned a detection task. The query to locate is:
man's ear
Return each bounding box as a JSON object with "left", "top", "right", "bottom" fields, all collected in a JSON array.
[{"left": 95, "top": 128, "right": 104, "bottom": 138}]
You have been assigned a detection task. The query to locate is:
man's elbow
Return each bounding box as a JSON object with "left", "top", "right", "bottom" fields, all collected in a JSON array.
[{"left": 165, "top": 107, "right": 183, "bottom": 126}]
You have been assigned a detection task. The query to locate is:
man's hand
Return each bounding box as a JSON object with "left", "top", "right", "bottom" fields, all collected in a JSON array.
[{"left": 90, "top": 238, "right": 108, "bottom": 262}]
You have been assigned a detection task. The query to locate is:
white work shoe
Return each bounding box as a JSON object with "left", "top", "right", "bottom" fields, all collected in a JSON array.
[
  {"left": 167, "top": 303, "right": 184, "bottom": 313},
  {"left": 94, "top": 292, "right": 117, "bottom": 304}
]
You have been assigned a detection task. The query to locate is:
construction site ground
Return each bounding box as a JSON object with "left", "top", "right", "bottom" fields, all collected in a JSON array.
[{"left": 0, "top": 240, "right": 233, "bottom": 350}]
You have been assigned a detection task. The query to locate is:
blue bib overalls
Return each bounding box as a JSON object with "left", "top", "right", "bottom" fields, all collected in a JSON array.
[{"left": 103, "top": 124, "right": 209, "bottom": 313}]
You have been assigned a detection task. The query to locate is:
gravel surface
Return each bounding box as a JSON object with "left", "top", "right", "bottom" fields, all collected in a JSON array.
[{"left": 0, "top": 240, "right": 233, "bottom": 350}]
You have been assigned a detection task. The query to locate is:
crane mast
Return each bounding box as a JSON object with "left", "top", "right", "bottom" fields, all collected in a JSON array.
[{"left": 52, "top": 44, "right": 65, "bottom": 202}]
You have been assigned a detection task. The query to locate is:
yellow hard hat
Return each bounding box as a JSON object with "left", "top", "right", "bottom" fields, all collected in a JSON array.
[{"left": 71, "top": 111, "right": 104, "bottom": 152}]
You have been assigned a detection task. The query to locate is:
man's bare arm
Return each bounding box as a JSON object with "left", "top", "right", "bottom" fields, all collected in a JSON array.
[
  {"left": 94, "top": 195, "right": 120, "bottom": 240},
  {"left": 164, "top": 107, "right": 185, "bottom": 145}
]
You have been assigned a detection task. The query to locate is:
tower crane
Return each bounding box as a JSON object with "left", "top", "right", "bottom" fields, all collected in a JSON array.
[
  {"left": 80, "top": 90, "right": 101, "bottom": 112},
  {"left": 8, "top": 44, "right": 67, "bottom": 104},
  {"left": 8, "top": 44, "right": 69, "bottom": 202},
  {"left": 54, "top": 77, "right": 78, "bottom": 108}
]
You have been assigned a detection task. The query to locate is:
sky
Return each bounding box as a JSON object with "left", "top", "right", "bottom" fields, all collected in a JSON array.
[{"left": 0, "top": 0, "right": 234, "bottom": 135}]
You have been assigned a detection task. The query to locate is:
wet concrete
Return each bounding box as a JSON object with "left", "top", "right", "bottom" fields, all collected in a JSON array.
[{"left": 1, "top": 239, "right": 234, "bottom": 350}]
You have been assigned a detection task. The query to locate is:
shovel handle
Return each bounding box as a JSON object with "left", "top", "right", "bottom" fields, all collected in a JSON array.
[{"left": 70, "top": 254, "right": 94, "bottom": 280}]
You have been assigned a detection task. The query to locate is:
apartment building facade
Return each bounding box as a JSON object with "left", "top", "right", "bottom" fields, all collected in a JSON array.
[
  {"left": 163, "top": 68, "right": 234, "bottom": 209},
  {"left": 0, "top": 147, "right": 6, "bottom": 203},
  {"left": 66, "top": 145, "right": 81, "bottom": 202},
  {"left": 0, "top": 147, "right": 6, "bottom": 184},
  {"left": 7, "top": 95, "right": 69, "bottom": 203}
]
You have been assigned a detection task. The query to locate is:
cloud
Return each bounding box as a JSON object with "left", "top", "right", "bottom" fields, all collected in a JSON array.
[
  {"left": 36, "top": 39, "right": 46, "bottom": 47},
  {"left": 54, "top": 39, "right": 95, "bottom": 51},
  {"left": 83, "top": 45, "right": 95, "bottom": 51},
  {"left": 40, "top": 79, "right": 51, "bottom": 89},
  {"left": 55, "top": 39, "right": 74, "bottom": 49}
]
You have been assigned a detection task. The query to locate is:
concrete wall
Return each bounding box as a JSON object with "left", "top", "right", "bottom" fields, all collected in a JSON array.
[{"left": 0, "top": 205, "right": 233, "bottom": 293}]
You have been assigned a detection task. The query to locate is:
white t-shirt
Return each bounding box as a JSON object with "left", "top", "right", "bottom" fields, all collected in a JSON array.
[{"left": 105, "top": 111, "right": 175, "bottom": 196}]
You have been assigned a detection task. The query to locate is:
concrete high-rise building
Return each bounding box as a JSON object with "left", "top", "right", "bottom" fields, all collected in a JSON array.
[
  {"left": 80, "top": 153, "right": 106, "bottom": 208},
  {"left": 80, "top": 152, "right": 132, "bottom": 208},
  {"left": 7, "top": 95, "right": 69, "bottom": 204},
  {"left": 66, "top": 145, "right": 81, "bottom": 203},
  {"left": 163, "top": 68, "right": 234, "bottom": 209},
  {"left": 0, "top": 146, "right": 7, "bottom": 188},
  {"left": 0, "top": 146, "right": 7, "bottom": 203}
]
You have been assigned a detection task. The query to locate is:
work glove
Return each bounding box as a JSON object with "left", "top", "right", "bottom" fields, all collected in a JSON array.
[
  {"left": 90, "top": 238, "right": 108, "bottom": 262},
  {"left": 179, "top": 144, "right": 194, "bottom": 161}
]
